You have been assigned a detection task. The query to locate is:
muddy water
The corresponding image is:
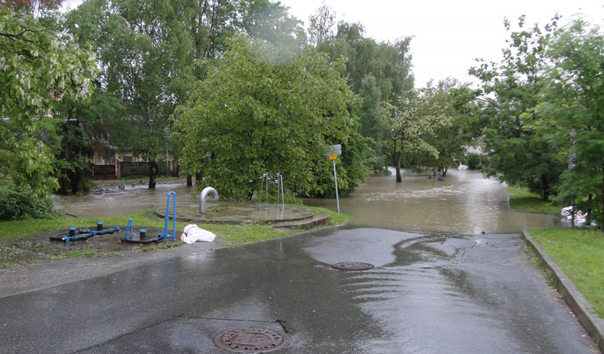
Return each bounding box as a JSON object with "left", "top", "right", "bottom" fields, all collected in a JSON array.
[
  {"left": 303, "top": 169, "right": 560, "bottom": 234},
  {"left": 58, "top": 169, "right": 560, "bottom": 234},
  {"left": 57, "top": 183, "right": 199, "bottom": 217}
]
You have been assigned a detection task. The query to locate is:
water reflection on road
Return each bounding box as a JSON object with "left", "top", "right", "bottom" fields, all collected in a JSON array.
[{"left": 303, "top": 169, "right": 560, "bottom": 234}]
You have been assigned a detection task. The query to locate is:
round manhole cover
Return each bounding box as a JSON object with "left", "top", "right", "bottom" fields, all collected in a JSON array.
[
  {"left": 212, "top": 326, "right": 292, "bottom": 353},
  {"left": 332, "top": 262, "right": 375, "bottom": 271}
]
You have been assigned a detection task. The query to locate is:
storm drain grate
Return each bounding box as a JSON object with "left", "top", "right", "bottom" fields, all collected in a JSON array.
[
  {"left": 212, "top": 326, "right": 292, "bottom": 352},
  {"left": 332, "top": 262, "right": 375, "bottom": 271}
]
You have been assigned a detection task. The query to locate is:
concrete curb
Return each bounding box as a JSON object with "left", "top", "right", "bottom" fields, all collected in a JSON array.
[{"left": 521, "top": 229, "right": 604, "bottom": 353}]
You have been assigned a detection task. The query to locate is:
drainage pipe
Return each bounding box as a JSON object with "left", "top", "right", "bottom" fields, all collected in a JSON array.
[{"left": 200, "top": 187, "right": 219, "bottom": 214}]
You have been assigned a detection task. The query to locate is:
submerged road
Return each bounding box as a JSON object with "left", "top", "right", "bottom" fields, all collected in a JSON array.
[{"left": 0, "top": 227, "right": 597, "bottom": 354}]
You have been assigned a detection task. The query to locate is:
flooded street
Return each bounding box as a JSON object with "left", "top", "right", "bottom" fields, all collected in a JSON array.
[
  {"left": 60, "top": 170, "right": 560, "bottom": 234},
  {"left": 306, "top": 169, "right": 560, "bottom": 234},
  {"left": 5, "top": 169, "right": 592, "bottom": 354}
]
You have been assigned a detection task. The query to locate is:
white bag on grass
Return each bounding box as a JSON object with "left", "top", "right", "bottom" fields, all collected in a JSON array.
[{"left": 180, "top": 224, "right": 216, "bottom": 244}]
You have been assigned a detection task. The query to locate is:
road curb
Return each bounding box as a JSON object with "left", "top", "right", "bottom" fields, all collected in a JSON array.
[{"left": 521, "top": 229, "right": 604, "bottom": 353}]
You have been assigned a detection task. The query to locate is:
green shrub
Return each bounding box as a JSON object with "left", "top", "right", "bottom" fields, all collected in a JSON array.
[
  {"left": 467, "top": 153, "right": 482, "bottom": 170},
  {"left": 0, "top": 183, "right": 60, "bottom": 221}
]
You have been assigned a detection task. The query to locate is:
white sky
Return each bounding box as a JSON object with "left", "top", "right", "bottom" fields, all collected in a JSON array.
[
  {"left": 62, "top": 0, "right": 604, "bottom": 88},
  {"left": 279, "top": 0, "right": 604, "bottom": 88}
]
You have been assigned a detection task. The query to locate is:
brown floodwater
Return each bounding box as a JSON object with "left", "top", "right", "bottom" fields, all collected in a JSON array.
[
  {"left": 303, "top": 169, "right": 561, "bottom": 234},
  {"left": 56, "top": 169, "right": 561, "bottom": 234}
]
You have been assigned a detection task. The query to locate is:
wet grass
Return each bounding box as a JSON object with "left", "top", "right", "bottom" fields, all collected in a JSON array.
[
  {"left": 0, "top": 210, "right": 167, "bottom": 240},
  {"left": 143, "top": 241, "right": 184, "bottom": 252},
  {"left": 309, "top": 206, "right": 352, "bottom": 226},
  {"left": 508, "top": 186, "right": 561, "bottom": 214},
  {"left": 0, "top": 206, "right": 351, "bottom": 248},
  {"left": 529, "top": 227, "right": 604, "bottom": 317}
]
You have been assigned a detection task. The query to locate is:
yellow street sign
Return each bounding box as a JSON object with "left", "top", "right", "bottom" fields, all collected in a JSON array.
[{"left": 329, "top": 154, "right": 337, "bottom": 160}]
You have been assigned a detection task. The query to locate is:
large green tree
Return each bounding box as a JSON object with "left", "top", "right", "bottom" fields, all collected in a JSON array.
[
  {"left": 383, "top": 89, "right": 451, "bottom": 182},
  {"left": 67, "top": 0, "right": 306, "bottom": 189},
  {"left": 69, "top": 0, "right": 197, "bottom": 188},
  {"left": 470, "top": 16, "right": 565, "bottom": 200},
  {"left": 540, "top": 19, "right": 604, "bottom": 227},
  {"left": 416, "top": 79, "right": 482, "bottom": 176},
  {"left": 0, "top": 6, "right": 97, "bottom": 196},
  {"left": 358, "top": 74, "right": 387, "bottom": 173},
  {"left": 174, "top": 36, "right": 367, "bottom": 200}
]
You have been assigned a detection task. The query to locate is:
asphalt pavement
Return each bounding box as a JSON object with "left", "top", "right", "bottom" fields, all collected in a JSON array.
[{"left": 0, "top": 227, "right": 598, "bottom": 354}]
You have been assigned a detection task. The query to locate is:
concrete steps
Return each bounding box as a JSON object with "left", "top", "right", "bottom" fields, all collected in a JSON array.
[{"left": 271, "top": 212, "right": 331, "bottom": 230}]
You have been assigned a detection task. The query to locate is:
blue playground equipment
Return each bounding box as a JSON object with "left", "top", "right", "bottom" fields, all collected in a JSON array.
[
  {"left": 50, "top": 223, "right": 120, "bottom": 243},
  {"left": 158, "top": 191, "right": 177, "bottom": 240},
  {"left": 123, "top": 219, "right": 133, "bottom": 240},
  {"left": 121, "top": 219, "right": 158, "bottom": 244}
]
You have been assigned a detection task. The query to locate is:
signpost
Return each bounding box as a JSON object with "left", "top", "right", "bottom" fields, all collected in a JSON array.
[{"left": 324, "top": 144, "right": 342, "bottom": 212}]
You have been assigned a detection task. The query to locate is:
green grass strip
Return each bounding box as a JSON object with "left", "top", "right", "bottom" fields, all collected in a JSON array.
[
  {"left": 0, "top": 206, "right": 351, "bottom": 246},
  {"left": 508, "top": 186, "right": 561, "bottom": 214},
  {"left": 529, "top": 227, "right": 604, "bottom": 317}
]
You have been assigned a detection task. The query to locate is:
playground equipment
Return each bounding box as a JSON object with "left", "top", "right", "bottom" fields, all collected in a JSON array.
[
  {"left": 199, "top": 187, "right": 219, "bottom": 214},
  {"left": 158, "top": 191, "right": 177, "bottom": 240},
  {"left": 121, "top": 219, "right": 159, "bottom": 244},
  {"left": 258, "top": 173, "right": 284, "bottom": 208},
  {"left": 50, "top": 223, "right": 120, "bottom": 243}
]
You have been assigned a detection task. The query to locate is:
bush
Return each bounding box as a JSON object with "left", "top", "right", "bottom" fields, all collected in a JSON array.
[
  {"left": 467, "top": 153, "right": 482, "bottom": 170},
  {"left": 0, "top": 183, "right": 60, "bottom": 221}
]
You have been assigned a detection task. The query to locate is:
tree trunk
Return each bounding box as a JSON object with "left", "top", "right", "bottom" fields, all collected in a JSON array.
[
  {"left": 149, "top": 160, "right": 158, "bottom": 189},
  {"left": 195, "top": 170, "right": 204, "bottom": 188},
  {"left": 442, "top": 167, "right": 448, "bottom": 177},
  {"left": 71, "top": 168, "right": 85, "bottom": 194},
  {"left": 540, "top": 174, "right": 549, "bottom": 201},
  {"left": 587, "top": 194, "right": 593, "bottom": 221},
  {"left": 187, "top": 173, "right": 193, "bottom": 187},
  {"left": 396, "top": 153, "right": 402, "bottom": 183}
]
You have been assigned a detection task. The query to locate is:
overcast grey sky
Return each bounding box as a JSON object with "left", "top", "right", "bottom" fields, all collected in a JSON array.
[
  {"left": 62, "top": 0, "right": 604, "bottom": 87},
  {"left": 280, "top": 0, "right": 604, "bottom": 87}
]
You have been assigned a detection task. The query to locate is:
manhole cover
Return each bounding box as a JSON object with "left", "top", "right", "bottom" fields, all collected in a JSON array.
[
  {"left": 212, "top": 326, "right": 292, "bottom": 353},
  {"left": 332, "top": 262, "right": 375, "bottom": 271}
]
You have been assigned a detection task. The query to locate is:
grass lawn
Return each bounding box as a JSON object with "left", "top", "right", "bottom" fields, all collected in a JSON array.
[
  {"left": 0, "top": 206, "right": 350, "bottom": 247},
  {"left": 508, "top": 186, "right": 561, "bottom": 214},
  {"left": 529, "top": 227, "right": 604, "bottom": 317}
]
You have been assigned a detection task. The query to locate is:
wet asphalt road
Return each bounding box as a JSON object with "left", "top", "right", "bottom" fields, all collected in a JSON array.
[{"left": 0, "top": 227, "right": 597, "bottom": 354}]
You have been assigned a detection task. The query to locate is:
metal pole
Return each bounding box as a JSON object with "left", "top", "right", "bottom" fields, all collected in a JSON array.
[
  {"left": 333, "top": 159, "right": 340, "bottom": 213},
  {"left": 280, "top": 174, "right": 284, "bottom": 207},
  {"left": 259, "top": 177, "right": 264, "bottom": 203}
]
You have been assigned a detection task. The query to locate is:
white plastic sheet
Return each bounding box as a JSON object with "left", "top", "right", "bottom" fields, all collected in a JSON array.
[{"left": 180, "top": 224, "right": 216, "bottom": 244}]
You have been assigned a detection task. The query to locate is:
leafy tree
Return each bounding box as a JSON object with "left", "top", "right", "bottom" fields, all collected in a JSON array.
[
  {"left": 68, "top": 0, "right": 197, "bottom": 188},
  {"left": 236, "top": 0, "right": 305, "bottom": 48},
  {"left": 383, "top": 89, "right": 451, "bottom": 182},
  {"left": 0, "top": 6, "right": 97, "bottom": 196},
  {"left": 358, "top": 74, "right": 387, "bottom": 173},
  {"left": 321, "top": 21, "right": 414, "bottom": 101},
  {"left": 470, "top": 16, "right": 565, "bottom": 200},
  {"left": 540, "top": 19, "right": 604, "bottom": 227},
  {"left": 174, "top": 36, "right": 366, "bottom": 200},
  {"left": 467, "top": 153, "right": 482, "bottom": 170},
  {"left": 47, "top": 92, "right": 124, "bottom": 193},
  {"left": 416, "top": 79, "right": 482, "bottom": 176},
  {"left": 66, "top": 0, "right": 307, "bottom": 189},
  {"left": 307, "top": 2, "right": 336, "bottom": 46}
]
